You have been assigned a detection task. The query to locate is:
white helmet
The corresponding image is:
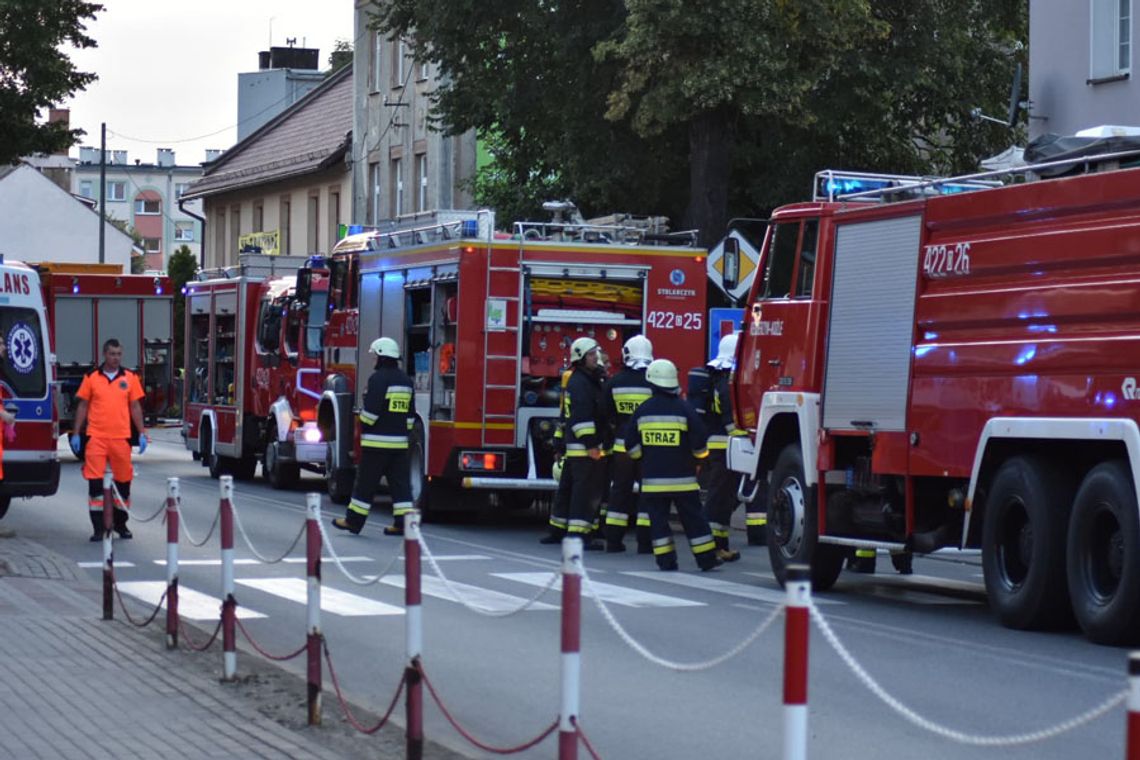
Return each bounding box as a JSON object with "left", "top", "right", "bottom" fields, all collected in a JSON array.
[
  {"left": 708, "top": 332, "right": 738, "bottom": 370},
  {"left": 569, "top": 336, "right": 599, "bottom": 363},
  {"left": 621, "top": 335, "right": 654, "bottom": 369},
  {"left": 369, "top": 337, "right": 401, "bottom": 359},
  {"left": 646, "top": 359, "right": 680, "bottom": 392}
]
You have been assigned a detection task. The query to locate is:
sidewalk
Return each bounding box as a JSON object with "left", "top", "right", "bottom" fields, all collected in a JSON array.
[{"left": 0, "top": 533, "right": 461, "bottom": 760}]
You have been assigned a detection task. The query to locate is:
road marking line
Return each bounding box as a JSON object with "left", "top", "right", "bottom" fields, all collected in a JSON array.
[
  {"left": 379, "top": 575, "right": 557, "bottom": 613},
  {"left": 79, "top": 561, "right": 135, "bottom": 568},
  {"left": 627, "top": 571, "right": 844, "bottom": 605},
  {"left": 236, "top": 578, "right": 404, "bottom": 616},
  {"left": 495, "top": 572, "right": 704, "bottom": 608},
  {"left": 114, "top": 581, "right": 267, "bottom": 619}
]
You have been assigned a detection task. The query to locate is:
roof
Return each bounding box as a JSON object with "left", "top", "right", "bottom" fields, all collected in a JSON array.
[{"left": 182, "top": 65, "right": 352, "bottom": 200}]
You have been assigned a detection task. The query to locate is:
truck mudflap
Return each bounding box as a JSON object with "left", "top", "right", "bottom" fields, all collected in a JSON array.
[{"left": 462, "top": 476, "right": 558, "bottom": 491}]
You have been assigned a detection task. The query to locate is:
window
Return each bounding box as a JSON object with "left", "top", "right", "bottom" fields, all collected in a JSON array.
[
  {"left": 175, "top": 183, "right": 189, "bottom": 198},
  {"left": 369, "top": 162, "right": 381, "bottom": 224},
  {"left": 372, "top": 31, "right": 382, "bottom": 91},
  {"left": 280, "top": 197, "right": 291, "bottom": 255},
  {"left": 255, "top": 298, "right": 282, "bottom": 353},
  {"left": 135, "top": 198, "right": 161, "bottom": 215},
  {"left": 760, "top": 223, "right": 798, "bottom": 299},
  {"left": 393, "top": 38, "right": 406, "bottom": 86},
  {"left": 795, "top": 221, "right": 819, "bottom": 297},
  {"left": 419, "top": 58, "right": 429, "bottom": 81},
  {"left": 253, "top": 201, "right": 263, "bottom": 232},
  {"left": 143, "top": 238, "right": 161, "bottom": 253},
  {"left": 0, "top": 307, "right": 47, "bottom": 398},
  {"left": 1092, "top": 0, "right": 1132, "bottom": 79},
  {"left": 106, "top": 181, "right": 125, "bottom": 201},
  {"left": 416, "top": 154, "right": 428, "bottom": 212},
  {"left": 230, "top": 206, "right": 240, "bottom": 260},
  {"left": 79, "top": 180, "right": 93, "bottom": 198},
  {"left": 174, "top": 222, "right": 194, "bottom": 241},
  {"left": 391, "top": 157, "right": 404, "bottom": 217},
  {"left": 307, "top": 193, "right": 320, "bottom": 253},
  {"left": 328, "top": 190, "right": 340, "bottom": 251}
]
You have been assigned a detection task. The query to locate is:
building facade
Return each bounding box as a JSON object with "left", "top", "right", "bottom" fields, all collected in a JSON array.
[
  {"left": 183, "top": 65, "right": 353, "bottom": 269},
  {"left": 72, "top": 148, "right": 205, "bottom": 270},
  {"left": 351, "top": 1, "right": 477, "bottom": 224},
  {"left": 238, "top": 46, "right": 326, "bottom": 142},
  {"left": 1029, "top": 0, "right": 1140, "bottom": 138}
]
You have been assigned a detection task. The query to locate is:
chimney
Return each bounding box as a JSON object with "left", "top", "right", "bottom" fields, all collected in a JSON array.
[
  {"left": 157, "top": 148, "right": 175, "bottom": 167},
  {"left": 204, "top": 148, "right": 223, "bottom": 163},
  {"left": 48, "top": 108, "right": 70, "bottom": 155}
]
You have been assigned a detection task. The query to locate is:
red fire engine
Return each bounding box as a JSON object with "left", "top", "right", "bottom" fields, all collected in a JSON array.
[
  {"left": 316, "top": 210, "right": 709, "bottom": 512},
  {"left": 37, "top": 264, "right": 174, "bottom": 440},
  {"left": 727, "top": 159, "right": 1140, "bottom": 644},
  {"left": 181, "top": 255, "right": 329, "bottom": 485}
]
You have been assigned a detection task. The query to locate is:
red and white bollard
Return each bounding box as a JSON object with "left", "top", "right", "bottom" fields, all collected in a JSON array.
[
  {"left": 405, "top": 509, "right": 424, "bottom": 760},
  {"left": 783, "top": 564, "right": 811, "bottom": 760},
  {"left": 220, "top": 475, "right": 237, "bottom": 681},
  {"left": 101, "top": 468, "right": 114, "bottom": 620},
  {"left": 165, "top": 477, "right": 180, "bottom": 649},
  {"left": 305, "top": 493, "right": 322, "bottom": 726},
  {"left": 559, "top": 536, "right": 584, "bottom": 760},
  {"left": 1127, "top": 652, "right": 1140, "bottom": 760}
]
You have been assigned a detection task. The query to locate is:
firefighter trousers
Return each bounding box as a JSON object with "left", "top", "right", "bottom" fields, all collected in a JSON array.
[
  {"left": 603, "top": 452, "right": 650, "bottom": 549},
  {"left": 345, "top": 448, "right": 413, "bottom": 531},
  {"left": 702, "top": 450, "right": 765, "bottom": 549},
  {"left": 549, "top": 456, "right": 606, "bottom": 537},
  {"left": 642, "top": 490, "right": 719, "bottom": 571}
]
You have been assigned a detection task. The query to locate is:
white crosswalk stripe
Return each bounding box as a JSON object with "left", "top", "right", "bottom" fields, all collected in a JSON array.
[
  {"left": 79, "top": 561, "right": 135, "bottom": 568},
  {"left": 495, "top": 572, "right": 704, "bottom": 608},
  {"left": 236, "top": 578, "right": 404, "bottom": 616},
  {"left": 379, "top": 575, "right": 558, "bottom": 613},
  {"left": 626, "top": 571, "right": 844, "bottom": 605},
  {"left": 114, "top": 580, "right": 267, "bottom": 620}
]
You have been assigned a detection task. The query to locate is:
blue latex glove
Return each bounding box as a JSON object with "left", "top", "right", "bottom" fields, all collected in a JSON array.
[
  {"left": 69, "top": 434, "right": 81, "bottom": 455},
  {"left": 137, "top": 433, "right": 148, "bottom": 455}
]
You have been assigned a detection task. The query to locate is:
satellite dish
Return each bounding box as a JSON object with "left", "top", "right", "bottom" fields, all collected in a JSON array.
[{"left": 1007, "top": 62, "right": 1023, "bottom": 128}]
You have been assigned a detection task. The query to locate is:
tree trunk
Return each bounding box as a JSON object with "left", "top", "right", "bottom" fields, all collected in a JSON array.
[{"left": 684, "top": 108, "right": 733, "bottom": 249}]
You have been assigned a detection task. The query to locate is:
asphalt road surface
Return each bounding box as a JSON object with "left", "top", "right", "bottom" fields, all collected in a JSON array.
[{"left": 5, "top": 431, "right": 1132, "bottom": 760}]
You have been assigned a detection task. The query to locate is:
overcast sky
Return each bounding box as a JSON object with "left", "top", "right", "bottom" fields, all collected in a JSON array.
[{"left": 63, "top": 0, "right": 357, "bottom": 166}]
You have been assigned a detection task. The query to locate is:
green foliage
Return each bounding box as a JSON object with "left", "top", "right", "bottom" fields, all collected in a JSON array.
[
  {"left": 0, "top": 0, "right": 103, "bottom": 164},
  {"left": 130, "top": 254, "right": 146, "bottom": 274},
  {"left": 326, "top": 38, "right": 353, "bottom": 76},
  {"left": 167, "top": 245, "right": 198, "bottom": 369}
]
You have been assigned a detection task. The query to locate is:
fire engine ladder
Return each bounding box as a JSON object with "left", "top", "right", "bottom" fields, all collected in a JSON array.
[{"left": 479, "top": 245, "right": 523, "bottom": 447}]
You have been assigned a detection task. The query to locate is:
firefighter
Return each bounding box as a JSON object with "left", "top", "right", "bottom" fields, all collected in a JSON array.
[
  {"left": 332, "top": 337, "right": 415, "bottom": 536},
  {"left": 603, "top": 334, "right": 654, "bottom": 553},
  {"left": 625, "top": 359, "right": 722, "bottom": 572},
  {"left": 70, "top": 339, "right": 149, "bottom": 541},
  {"left": 540, "top": 336, "right": 611, "bottom": 549},
  {"left": 689, "top": 332, "right": 761, "bottom": 561}
]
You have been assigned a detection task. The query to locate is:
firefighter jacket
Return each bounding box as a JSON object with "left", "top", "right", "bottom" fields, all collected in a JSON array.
[
  {"left": 689, "top": 366, "right": 744, "bottom": 451},
  {"left": 623, "top": 391, "right": 709, "bottom": 492},
  {"left": 358, "top": 364, "right": 416, "bottom": 449},
  {"left": 609, "top": 367, "right": 653, "bottom": 453},
  {"left": 562, "top": 365, "right": 613, "bottom": 457}
]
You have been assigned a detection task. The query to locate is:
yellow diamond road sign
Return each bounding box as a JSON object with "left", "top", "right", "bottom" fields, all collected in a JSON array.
[{"left": 708, "top": 230, "right": 760, "bottom": 301}]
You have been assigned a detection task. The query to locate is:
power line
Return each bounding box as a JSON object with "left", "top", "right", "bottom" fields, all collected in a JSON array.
[{"left": 107, "top": 92, "right": 295, "bottom": 146}]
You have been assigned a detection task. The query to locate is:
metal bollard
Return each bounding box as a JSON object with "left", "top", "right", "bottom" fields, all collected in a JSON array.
[
  {"left": 305, "top": 493, "right": 322, "bottom": 726},
  {"left": 405, "top": 509, "right": 424, "bottom": 760},
  {"left": 559, "top": 536, "right": 584, "bottom": 760},
  {"left": 220, "top": 475, "right": 236, "bottom": 681},
  {"left": 1128, "top": 652, "right": 1140, "bottom": 760},
  {"left": 165, "top": 477, "right": 180, "bottom": 649},
  {"left": 783, "top": 564, "right": 811, "bottom": 760},
  {"left": 102, "top": 468, "right": 114, "bottom": 620}
]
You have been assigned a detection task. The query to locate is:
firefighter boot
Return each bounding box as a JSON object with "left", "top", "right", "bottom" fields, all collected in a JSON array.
[
  {"left": 849, "top": 548, "right": 877, "bottom": 574},
  {"left": 332, "top": 516, "right": 363, "bottom": 535},
  {"left": 697, "top": 552, "right": 724, "bottom": 572},
  {"left": 890, "top": 551, "right": 914, "bottom": 575},
  {"left": 383, "top": 514, "right": 405, "bottom": 537}
]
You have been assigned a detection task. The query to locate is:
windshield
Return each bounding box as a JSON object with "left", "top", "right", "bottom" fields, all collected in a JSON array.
[{"left": 0, "top": 308, "right": 47, "bottom": 398}]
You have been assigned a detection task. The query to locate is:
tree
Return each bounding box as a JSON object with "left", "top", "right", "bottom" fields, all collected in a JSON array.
[
  {"left": 167, "top": 245, "right": 198, "bottom": 370},
  {"left": 0, "top": 1, "right": 103, "bottom": 165},
  {"left": 326, "top": 38, "right": 353, "bottom": 76},
  {"left": 130, "top": 253, "right": 146, "bottom": 274}
]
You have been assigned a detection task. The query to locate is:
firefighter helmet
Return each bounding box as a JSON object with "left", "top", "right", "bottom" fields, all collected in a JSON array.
[
  {"left": 369, "top": 337, "right": 401, "bottom": 359},
  {"left": 569, "top": 336, "right": 599, "bottom": 363},
  {"left": 646, "top": 359, "right": 680, "bottom": 392},
  {"left": 708, "top": 332, "right": 738, "bottom": 370},
  {"left": 621, "top": 335, "right": 654, "bottom": 369}
]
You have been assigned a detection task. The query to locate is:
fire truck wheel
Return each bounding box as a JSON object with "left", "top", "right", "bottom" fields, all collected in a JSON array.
[
  {"left": 0, "top": 495, "right": 10, "bottom": 520},
  {"left": 325, "top": 446, "right": 352, "bottom": 505},
  {"left": 1066, "top": 460, "right": 1140, "bottom": 645},
  {"left": 982, "top": 455, "right": 1075, "bottom": 631},
  {"left": 264, "top": 440, "right": 300, "bottom": 490},
  {"left": 767, "top": 444, "right": 845, "bottom": 591}
]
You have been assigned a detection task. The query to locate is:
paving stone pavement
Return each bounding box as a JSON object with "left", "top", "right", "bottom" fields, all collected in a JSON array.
[{"left": 0, "top": 534, "right": 468, "bottom": 760}]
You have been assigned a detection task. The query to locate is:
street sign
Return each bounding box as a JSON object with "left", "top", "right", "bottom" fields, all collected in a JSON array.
[
  {"left": 708, "top": 307, "right": 744, "bottom": 362},
  {"left": 708, "top": 230, "right": 761, "bottom": 302}
]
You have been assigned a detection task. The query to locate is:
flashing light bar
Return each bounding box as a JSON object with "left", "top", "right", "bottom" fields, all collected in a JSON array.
[{"left": 813, "top": 170, "right": 1001, "bottom": 202}]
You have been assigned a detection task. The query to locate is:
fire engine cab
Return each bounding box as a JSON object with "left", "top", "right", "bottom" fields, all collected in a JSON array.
[
  {"left": 728, "top": 155, "right": 1140, "bottom": 644},
  {"left": 181, "top": 254, "right": 328, "bottom": 484},
  {"left": 317, "top": 209, "right": 708, "bottom": 513}
]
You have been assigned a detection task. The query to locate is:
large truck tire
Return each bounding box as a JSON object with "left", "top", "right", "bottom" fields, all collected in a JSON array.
[
  {"left": 1067, "top": 460, "right": 1140, "bottom": 645},
  {"left": 982, "top": 455, "right": 1074, "bottom": 631},
  {"left": 767, "top": 443, "right": 845, "bottom": 591},
  {"left": 0, "top": 495, "right": 10, "bottom": 520},
  {"left": 264, "top": 439, "right": 300, "bottom": 490}
]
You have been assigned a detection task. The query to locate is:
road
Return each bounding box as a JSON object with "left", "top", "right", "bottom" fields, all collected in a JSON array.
[{"left": 4, "top": 431, "right": 1131, "bottom": 760}]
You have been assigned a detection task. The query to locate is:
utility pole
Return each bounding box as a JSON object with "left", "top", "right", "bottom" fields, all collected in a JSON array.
[{"left": 98, "top": 122, "right": 106, "bottom": 264}]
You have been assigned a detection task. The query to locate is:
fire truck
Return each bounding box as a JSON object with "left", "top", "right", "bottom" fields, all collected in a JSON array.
[
  {"left": 36, "top": 264, "right": 174, "bottom": 442},
  {"left": 0, "top": 257, "right": 60, "bottom": 518},
  {"left": 316, "top": 209, "right": 709, "bottom": 512},
  {"left": 181, "top": 254, "right": 328, "bottom": 485},
  {"left": 727, "top": 156, "right": 1140, "bottom": 644}
]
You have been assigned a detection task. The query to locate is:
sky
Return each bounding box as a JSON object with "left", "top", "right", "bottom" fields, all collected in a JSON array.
[{"left": 63, "top": 0, "right": 358, "bottom": 167}]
